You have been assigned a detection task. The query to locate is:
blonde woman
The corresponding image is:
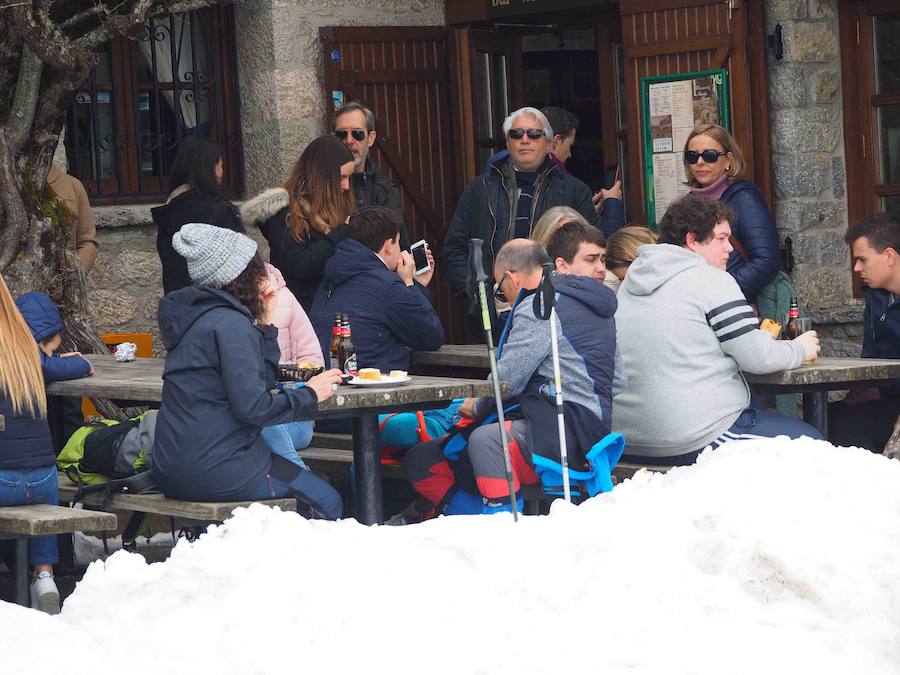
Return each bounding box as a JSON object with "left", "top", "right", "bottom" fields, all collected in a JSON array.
[
  {"left": 0, "top": 274, "right": 61, "bottom": 613},
  {"left": 683, "top": 124, "right": 779, "bottom": 301},
  {"left": 604, "top": 225, "right": 658, "bottom": 292},
  {"left": 531, "top": 206, "right": 590, "bottom": 248}
]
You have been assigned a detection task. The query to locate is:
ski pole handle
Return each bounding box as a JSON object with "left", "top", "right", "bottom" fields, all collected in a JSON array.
[
  {"left": 469, "top": 238, "right": 487, "bottom": 284},
  {"left": 533, "top": 263, "right": 555, "bottom": 320}
]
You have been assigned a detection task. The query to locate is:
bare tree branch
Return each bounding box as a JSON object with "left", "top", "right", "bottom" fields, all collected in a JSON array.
[
  {"left": 8, "top": 45, "right": 42, "bottom": 151},
  {"left": 0, "top": 127, "right": 30, "bottom": 272},
  {"left": 60, "top": 2, "right": 108, "bottom": 32},
  {"left": 8, "top": 7, "right": 82, "bottom": 71}
]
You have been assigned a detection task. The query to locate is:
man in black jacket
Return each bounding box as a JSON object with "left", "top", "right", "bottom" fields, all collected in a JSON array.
[
  {"left": 443, "top": 106, "right": 605, "bottom": 338},
  {"left": 333, "top": 102, "right": 409, "bottom": 248}
]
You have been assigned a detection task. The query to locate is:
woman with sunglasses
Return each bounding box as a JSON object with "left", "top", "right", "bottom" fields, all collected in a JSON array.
[
  {"left": 683, "top": 124, "right": 780, "bottom": 302},
  {"left": 241, "top": 136, "right": 356, "bottom": 312}
]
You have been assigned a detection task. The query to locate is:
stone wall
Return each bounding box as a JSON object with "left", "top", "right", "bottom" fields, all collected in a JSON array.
[
  {"left": 235, "top": 0, "right": 444, "bottom": 197},
  {"left": 766, "top": 0, "right": 863, "bottom": 355}
]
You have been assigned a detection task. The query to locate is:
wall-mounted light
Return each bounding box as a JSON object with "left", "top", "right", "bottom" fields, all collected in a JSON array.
[{"left": 767, "top": 23, "right": 784, "bottom": 61}]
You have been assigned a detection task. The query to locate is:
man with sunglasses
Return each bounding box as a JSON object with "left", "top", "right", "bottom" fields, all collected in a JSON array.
[
  {"left": 444, "top": 106, "right": 606, "bottom": 341},
  {"left": 333, "top": 102, "right": 409, "bottom": 248}
]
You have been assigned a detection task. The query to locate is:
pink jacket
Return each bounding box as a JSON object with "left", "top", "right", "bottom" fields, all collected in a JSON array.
[{"left": 266, "top": 264, "right": 325, "bottom": 366}]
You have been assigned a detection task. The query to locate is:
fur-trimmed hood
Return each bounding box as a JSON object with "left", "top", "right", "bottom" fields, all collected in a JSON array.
[{"left": 240, "top": 187, "right": 289, "bottom": 228}]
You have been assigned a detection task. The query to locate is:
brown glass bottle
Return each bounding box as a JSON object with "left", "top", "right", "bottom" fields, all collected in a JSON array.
[
  {"left": 329, "top": 313, "right": 342, "bottom": 370},
  {"left": 339, "top": 314, "right": 358, "bottom": 376},
  {"left": 783, "top": 297, "right": 802, "bottom": 340}
]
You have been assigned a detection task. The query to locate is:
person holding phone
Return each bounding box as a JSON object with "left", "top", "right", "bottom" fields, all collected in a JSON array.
[{"left": 310, "top": 206, "right": 444, "bottom": 374}]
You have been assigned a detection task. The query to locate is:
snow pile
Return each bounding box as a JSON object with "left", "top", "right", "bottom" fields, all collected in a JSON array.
[{"left": 4, "top": 436, "right": 900, "bottom": 675}]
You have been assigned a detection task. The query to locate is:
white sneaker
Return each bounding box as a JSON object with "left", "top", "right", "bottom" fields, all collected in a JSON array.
[{"left": 30, "top": 571, "right": 60, "bottom": 615}]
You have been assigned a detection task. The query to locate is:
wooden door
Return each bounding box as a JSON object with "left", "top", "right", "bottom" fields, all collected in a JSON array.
[
  {"left": 619, "top": 0, "right": 772, "bottom": 224},
  {"left": 319, "top": 26, "right": 466, "bottom": 342}
]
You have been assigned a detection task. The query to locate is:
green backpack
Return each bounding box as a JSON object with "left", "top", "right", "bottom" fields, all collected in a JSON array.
[{"left": 57, "top": 411, "right": 156, "bottom": 485}]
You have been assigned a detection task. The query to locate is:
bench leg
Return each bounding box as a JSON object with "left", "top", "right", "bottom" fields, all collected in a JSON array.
[
  {"left": 352, "top": 413, "right": 383, "bottom": 526},
  {"left": 802, "top": 391, "right": 829, "bottom": 438},
  {"left": 14, "top": 538, "right": 28, "bottom": 607}
]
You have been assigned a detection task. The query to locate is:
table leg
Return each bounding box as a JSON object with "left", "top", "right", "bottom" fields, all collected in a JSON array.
[
  {"left": 352, "top": 413, "right": 383, "bottom": 525},
  {"left": 14, "top": 538, "right": 28, "bottom": 607},
  {"left": 802, "top": 391, "right": 829, "bottom": 438}
]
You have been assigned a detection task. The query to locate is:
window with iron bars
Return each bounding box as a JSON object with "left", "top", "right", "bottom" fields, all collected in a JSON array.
[{"left": 65, "top": 4, "right": 243, "bottom": 204}]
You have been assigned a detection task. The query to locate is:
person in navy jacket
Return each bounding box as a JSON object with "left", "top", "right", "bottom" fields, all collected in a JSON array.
[
  {"left": 831, "top": 213, "right": 900, "bottom": 452},
  {"left": 684, "top": 124, "right": 780, "bottom": 303},
  {"left": 152, "top": 223, "right": 344, "bottom": 518},
  {"left": 15, "top": 292, "right": 93, "bottom": 383},
  {"left": 310, "top": 206, "right": 445, "bottom": 373}
]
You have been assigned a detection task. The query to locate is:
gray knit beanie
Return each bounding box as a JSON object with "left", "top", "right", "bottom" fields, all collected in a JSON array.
[{"left": 172, "top": 223, "right": 258, "bottom": 288}]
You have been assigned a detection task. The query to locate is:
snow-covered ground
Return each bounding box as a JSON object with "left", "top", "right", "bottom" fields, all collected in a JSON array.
[{"left": 3, "top": 436, "right": 900, "bottom": 675}]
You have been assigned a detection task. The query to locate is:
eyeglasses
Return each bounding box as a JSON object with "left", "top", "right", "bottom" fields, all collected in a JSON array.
[
  {"left": 334, "top": 129, "right": 367, "bottom": 142},
  {"left": 493, "top": 274, "right": 508, "bottom": 304},
  {"left": 684, "top": 149, "right": 728, "bottom": 165},
  {"left": 507, "top": 128, "right": 545, "bottom": 140}
]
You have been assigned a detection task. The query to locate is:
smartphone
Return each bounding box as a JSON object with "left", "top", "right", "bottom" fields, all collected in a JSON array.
[{"left": 410, "top": 239, "right": 431, "bottom": 275}]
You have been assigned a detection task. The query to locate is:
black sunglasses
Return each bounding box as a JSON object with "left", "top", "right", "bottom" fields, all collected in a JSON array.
[
  {"left": 684, "top": 149, "right": 728, "bottom": 165},
  {"left": 507, "top": 128, "right": 545, "bottom": 140},
  {"left": 334, "top": 129, "right": 367, "bottom": 141}
]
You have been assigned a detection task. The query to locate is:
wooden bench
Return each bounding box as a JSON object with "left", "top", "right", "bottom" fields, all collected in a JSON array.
[
  {"left": 0, "top": 504, "right": 117, "bottom": 607},
  {"left": 58, "top": 476, "right": 297, "bottom": 522}
]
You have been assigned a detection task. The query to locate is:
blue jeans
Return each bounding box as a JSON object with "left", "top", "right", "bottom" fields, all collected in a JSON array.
[
  {"left": 244, "top": 455, "right": 343, "bottom": 520},
  {"left": 0, "top": 466, "right": 59, "bottom": 566},
  {"left": 623, "top": 405, "right": 825, "bottom": 467},
  {"left": 261, "top": 420, "right": 314, "bottom": 470}
]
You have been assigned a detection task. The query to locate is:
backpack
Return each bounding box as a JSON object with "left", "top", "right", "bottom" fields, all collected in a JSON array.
[{"left": 57, "top": 410, "right": 157, "bottom": 486}]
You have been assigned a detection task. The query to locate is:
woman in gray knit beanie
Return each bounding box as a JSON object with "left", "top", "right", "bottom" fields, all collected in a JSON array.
[{"left": 154, "top": 223, "right": 344, "bottom": 518}]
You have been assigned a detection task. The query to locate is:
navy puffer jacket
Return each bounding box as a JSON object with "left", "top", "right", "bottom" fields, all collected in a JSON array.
[
  {"left": 152, "top": 286, "right": 319, "bottom": 501},
  {"left": 721, "top": 180, "right": 781, "bottom": 301},
  {"left": 15, "top": 292, "right": 92, "bottom": 382},
  {"left": 0, "top": 384, "right": 54, "bottom": 470},
  {"left": 310, "top": 238, "right": 445, "bottom": 372}
]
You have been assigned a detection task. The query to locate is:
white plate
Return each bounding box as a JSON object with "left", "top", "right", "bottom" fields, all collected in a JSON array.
[{"left": 347, "top": 375, "right": 412, "bottom": 387}]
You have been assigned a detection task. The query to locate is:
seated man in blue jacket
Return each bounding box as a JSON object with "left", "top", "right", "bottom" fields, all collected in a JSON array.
[
  {"left": 311, "top": 206, "right": 444, "bottom": 373},
  {"left": 15, "top": 292, "right": 93, "bottom": 382},
  {"left": 830, "top": 213, "right": 900, "bottom": 453}
]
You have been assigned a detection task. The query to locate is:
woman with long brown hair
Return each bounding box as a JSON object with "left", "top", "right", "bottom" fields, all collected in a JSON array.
[
  {"left": 241, "top": 136, "right": 356, "bottom": 311},
  {"left": 0, "top": 274, "right": 61, "bottom": 613}
]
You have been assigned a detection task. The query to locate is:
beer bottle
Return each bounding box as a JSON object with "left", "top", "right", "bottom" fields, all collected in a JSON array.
[
  {"left": 783, "top": 297, "right": 801, "bottom": 340},
  {"left": 339, "top": 314, "right": 358, "bottom": 376},
  {"left": 329, "top": 313, "right": 342, "bottom": 370}
]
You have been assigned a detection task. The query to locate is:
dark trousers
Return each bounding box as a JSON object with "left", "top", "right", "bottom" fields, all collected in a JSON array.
[{"left": 829, "top": 397, "right": 899, "bottom": 453}]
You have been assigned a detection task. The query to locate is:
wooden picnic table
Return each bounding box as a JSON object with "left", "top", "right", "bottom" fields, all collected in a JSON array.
[
  {"left": 46, "top": 354, "right": 501, "bottom": 525},
  {"left": 413, "top": 346, "right": 900, "bottom": 437}
]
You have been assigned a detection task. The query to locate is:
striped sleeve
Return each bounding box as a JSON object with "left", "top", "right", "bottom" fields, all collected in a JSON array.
[{"left": 705, "top": 299, "right": 759, "bottom": 343}]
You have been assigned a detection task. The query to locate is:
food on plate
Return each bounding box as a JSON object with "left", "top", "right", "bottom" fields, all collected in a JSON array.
[
  {"left": 358, "top": 368, "right": 382, "bottom": 381},
  {"left": 389, "top": 370, "right": 408, "bottom": 379},
  {"left": 760, "top": 318, "right": 781, "bottom": 338}
]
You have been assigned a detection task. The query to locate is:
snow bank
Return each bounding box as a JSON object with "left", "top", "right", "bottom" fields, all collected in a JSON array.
[{"left": 4, "top": 437, "right": 900, "bottom": 675}]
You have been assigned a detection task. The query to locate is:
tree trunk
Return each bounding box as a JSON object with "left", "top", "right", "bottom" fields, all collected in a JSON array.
[{"left": 883, "top": 416, "right": 900, "bottom": 460}]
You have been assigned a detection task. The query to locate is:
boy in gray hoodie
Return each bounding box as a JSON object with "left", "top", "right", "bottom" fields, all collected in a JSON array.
[{"left": 613, "top": 195, "right": 822, "bottom": 465}]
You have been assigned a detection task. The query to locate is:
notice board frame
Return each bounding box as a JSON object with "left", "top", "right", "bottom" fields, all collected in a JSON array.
[{"left": 640, "top": 69, "right": 730, "bottom": 227}]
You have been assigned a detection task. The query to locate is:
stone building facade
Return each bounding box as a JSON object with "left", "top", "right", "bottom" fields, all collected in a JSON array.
[{"left": 83, "top": 0, "right": 865, "bottom": 357}]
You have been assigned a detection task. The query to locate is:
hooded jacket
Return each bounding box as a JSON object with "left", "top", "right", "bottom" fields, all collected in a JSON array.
[
  {"left": 613, "top": 244, "right": 806, "bottom": 459},
  {"left": 472, "top": 274, "right": 625, "bottom": 465},
  {"left": 241, "top": 187, "right": 348, "bottom": 312},
  {"left": 310, "top": 238, "right": 444, "bottom": 372},
  {"left": 351, "top": 158, "right": 410, "bottom": 249},
  {"left": 265, "top": 263, "right": 324, "bottom": 367},
  {"left": 721, "top": 180, "right": 781, "bottom": 301},
  {"left": 15, "top": 292, "right": 92, "bottom": 383},
  {"left": 443, "top": 156, "right": 611, "bottom": 304},
  {"left": 152, "top": 286, "right": 318, "bottom": 501},
  {"left": 861, "top": 285, "right": 900, "bottom": 394},
  {"left": 150, "top": 188, "right": 244, "bottom": 295}
]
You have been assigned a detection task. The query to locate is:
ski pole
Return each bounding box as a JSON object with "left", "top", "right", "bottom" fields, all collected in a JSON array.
[
  {"left": 469, "top": 238, "right": 519, "bottom": 522},
  {"left": 534, "top": 263, "right": 572, "bottom": 502}
]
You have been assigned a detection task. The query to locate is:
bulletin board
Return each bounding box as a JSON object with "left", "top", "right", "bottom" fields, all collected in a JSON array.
[{"left": 641, "top": 69, "right": 730, "bottom": 227}]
